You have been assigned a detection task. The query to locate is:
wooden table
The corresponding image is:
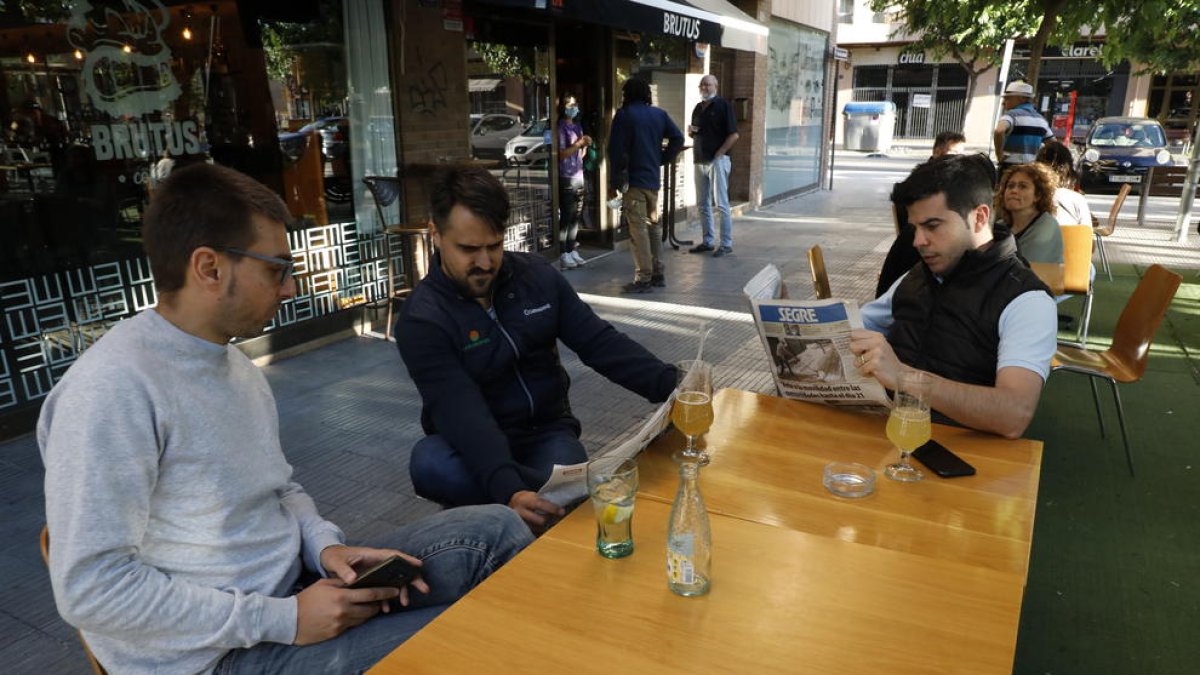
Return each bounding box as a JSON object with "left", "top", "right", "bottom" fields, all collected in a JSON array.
[
  {"left": 1031, "top": 261, "right": 1065, "bottom": 295},
  {"left": 370, "top": 390, "right": 1043, "bottom": 674}
]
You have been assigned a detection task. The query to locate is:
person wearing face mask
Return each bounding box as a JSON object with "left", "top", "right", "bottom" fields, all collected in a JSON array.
[
  {"left": 688, "top": 74, "right": 739, "bottom": 258},
  {"left": 556, "top": 94, "right": 591, "bottom": 269}
]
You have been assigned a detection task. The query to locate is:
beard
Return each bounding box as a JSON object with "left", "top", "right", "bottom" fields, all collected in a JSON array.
[{"left": 451, "top": 268, "right": 495, "bottom": 300}]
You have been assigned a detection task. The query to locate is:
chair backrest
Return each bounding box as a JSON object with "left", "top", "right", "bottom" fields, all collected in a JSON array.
[
  {"left": 1096, "top": 183, "right": 1131, "bottom": 236},
  {"left": 1059, "top": 225, "right": 1093, "bottom": 294},
  {"left": 40, "top": 526, "right": 109, "bottom": 675},
  {"left": 807, "top": 245, "right": 832, "bottom": 299},
  {"left": 362, "top": 176, "right": 402, "bottom": 227},
  {"left": 1108, "top": 264, "right": 1183, "bottom": 379}
]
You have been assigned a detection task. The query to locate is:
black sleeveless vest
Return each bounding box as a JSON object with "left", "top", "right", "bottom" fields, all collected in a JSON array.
[{"left": 888, "top": 233, "right": 1050, "bottom": 387}]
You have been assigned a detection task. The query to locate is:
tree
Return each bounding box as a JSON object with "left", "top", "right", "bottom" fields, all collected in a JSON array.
[
  {"left": 1099, "top": 0, "right": 1200, "bottom": 242},
  {"left": 869, "top": 0, "right": 1036, "bottom": 124}
]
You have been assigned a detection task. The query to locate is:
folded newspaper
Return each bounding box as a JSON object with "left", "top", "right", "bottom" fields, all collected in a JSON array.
[
  {"left": 743, "top": 264, "right": 890, "bottom": 413},
  {"left": 536, "top": 395, "right": 675, "bottom": 507}
]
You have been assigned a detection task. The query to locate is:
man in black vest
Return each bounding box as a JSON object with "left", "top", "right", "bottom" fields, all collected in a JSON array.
[{"left": 850, "top": 154, "right": 1057, "bottom": 439}]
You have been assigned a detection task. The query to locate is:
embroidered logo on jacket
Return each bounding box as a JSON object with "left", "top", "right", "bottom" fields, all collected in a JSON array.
[
  {"left": 464, "top": 329, "right": 492, "bottom": 351},
  {"left": 524, "top": 303, "right": 552, "bottom": 316}
]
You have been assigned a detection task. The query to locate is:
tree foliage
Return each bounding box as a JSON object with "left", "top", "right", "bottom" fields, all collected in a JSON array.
[{"left": 1097, "top": 0, "right": 1200, "bottom": 74}]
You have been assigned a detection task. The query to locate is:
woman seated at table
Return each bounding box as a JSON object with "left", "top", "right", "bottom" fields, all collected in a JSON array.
[
  {"left": 994, "top": 162, "right": 1063, "bottom": 265},
  {"left": 1035, "top": 141, "right": 1092, "bottom": 227}
]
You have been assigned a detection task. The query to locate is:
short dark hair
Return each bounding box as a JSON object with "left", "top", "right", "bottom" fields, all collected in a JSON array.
[
  {"left": 621, "top": 78, "right": 652, "bottom": 106},
  {"left": 429, "top": 164, "right": 510, "bottom": 235},
  {"left": 891, "top": 153, "right": 997, "bottom": 224},
  {"left": 933, "top": 130, "right": 966, "bottom": 148},
  {"left": 142, "top": 163, "right": 292, "bottom": 293}
]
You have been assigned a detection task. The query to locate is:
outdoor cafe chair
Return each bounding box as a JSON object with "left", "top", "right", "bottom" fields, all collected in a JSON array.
[
  {"left": 362, "top": 176, "right": 433, "bottom": 341},
  {"left": 1058, "top": 224, "right": 1096, "bottom": 348},
  {"left": 39, "top": 526, "right": 108, "bottom": 675},
  {"left": 1051, "top": 263, "right": 1182, "bottom": 476},
  {"left": 1092, "top": 182, "right": 1131, "bottom": 281},
  {"left": 807, "top": 244, "right": 832, "bottom": 299}
]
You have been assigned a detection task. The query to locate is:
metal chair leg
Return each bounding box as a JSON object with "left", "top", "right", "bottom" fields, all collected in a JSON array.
[
  {"left": 1076, "top": 286, "right": 1094, "bottom": 348},
  {"left": 1089, "top": 375, "right": 1106, "bottom": 438},
  {"left": 1094, "top": 232, "right": 1111, "bottom": 281},
  {"left": 1109, "top": 378, "right": 1135, "bottom": 476}
]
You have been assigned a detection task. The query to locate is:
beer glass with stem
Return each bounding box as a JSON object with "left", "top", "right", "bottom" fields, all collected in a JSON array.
[
  {"left": 884, "top": 370, "right": 932, "bottom": 482},
  {"left": 671, "top": 359, "right": 714, "bottom": 465}
]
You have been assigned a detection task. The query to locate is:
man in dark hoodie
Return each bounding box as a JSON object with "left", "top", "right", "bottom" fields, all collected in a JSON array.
[
  {"left": 850, "top": 154, "right": 1056, "bottom": 439},
  {"left": 395, "top": 165, "right": 677, "bottom": 530}
]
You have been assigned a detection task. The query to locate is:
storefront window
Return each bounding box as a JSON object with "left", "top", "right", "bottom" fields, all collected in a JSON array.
[
  {"left": 764, "top": 19, "right": 826, "bottom": 200},
  {"left": 0, "top": 0, "right": 396, "bottom": 417}
]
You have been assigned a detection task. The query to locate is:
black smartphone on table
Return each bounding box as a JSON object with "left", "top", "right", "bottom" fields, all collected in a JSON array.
[
  {"left": 912, "top": 440, "right": 976, "bottom": 478},
  {"left": 346, "top": 555, "right": 419, "bottom": 589}
]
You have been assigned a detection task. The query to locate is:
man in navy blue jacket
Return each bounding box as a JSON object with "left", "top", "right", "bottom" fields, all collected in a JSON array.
[
  {"left": 608, "top": 78, "right": 684, "bottom": 293},
  {"left": 396, "top": 165, "right": 677, "bottom": 530}
]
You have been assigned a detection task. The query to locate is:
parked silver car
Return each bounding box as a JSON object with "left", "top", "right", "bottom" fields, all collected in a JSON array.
[{"left": 470, "top": 113, "right": 522, "bottom": 159}]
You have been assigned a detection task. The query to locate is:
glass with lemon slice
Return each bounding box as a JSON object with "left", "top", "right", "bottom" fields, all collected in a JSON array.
[{"left": 586, "top": 456, "right": 639, "bottom": 558}]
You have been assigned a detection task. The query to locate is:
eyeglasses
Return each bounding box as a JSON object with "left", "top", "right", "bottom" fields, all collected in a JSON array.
[{"left": 211, "top": 246, "right": 295, "bottom": 285}]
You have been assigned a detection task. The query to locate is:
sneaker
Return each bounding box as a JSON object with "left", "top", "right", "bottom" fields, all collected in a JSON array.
[
  {"left": 713, "top": 246, "right": 733, "bottom": 258},
  {"left": 569, "top": 250, "right": 587, "bottom": 265},
  {"left": 689, "top": 243, "right": 714, "bottom": 253},
  {"left": 560, "top": 252, "right": 577, "bottom": 269},
  {"left": 650, "top": 274, "right": 666, "bottom": 287},
  {"left": 620, "top": 280, "right": 653, "bottom": 294}
]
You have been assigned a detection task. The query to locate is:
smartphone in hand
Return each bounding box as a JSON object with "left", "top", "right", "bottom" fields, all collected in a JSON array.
[
  {"left": 346, "top": 555, "right": 419, "bottom": 589},
  {"left": 912, "top": 440, "right": 976, "bottom": 478}
]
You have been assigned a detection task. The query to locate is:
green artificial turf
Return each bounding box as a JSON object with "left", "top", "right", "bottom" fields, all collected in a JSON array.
[{"left": 1016, "top": 263, "right": 1200, "bottom": 673}]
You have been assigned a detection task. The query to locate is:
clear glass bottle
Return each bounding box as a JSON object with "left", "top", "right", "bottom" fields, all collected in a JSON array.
[{"left": 666, "top": 460, "right": 711, "bottom": 596}]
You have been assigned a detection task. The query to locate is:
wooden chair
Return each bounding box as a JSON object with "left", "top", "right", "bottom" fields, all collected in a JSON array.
[
  {"left": 39, "top": 526, "right": 108, "bottom": 675},
  {"left": 1092, "top": 183, "right": 1131, "bottom": 281},
  {"left": 807, "top": 245, "right": 832, "bottom": 299},
  {"left": 362, "top": 176, "right": 433, "bottom": 341},
  {"left": 1058, "top": 224, "right": 1096, "bottom": 348},
  {"left": 1051, "top": 264, "right": 1182, "bottom": 476}
]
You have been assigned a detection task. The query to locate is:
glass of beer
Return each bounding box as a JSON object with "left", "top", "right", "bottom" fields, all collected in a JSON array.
[
  {"left": 884, "top": 370, "right": 932, "bottom": 482},
  {"left": 672, "top": 359, "right": 714, "bottom": 465}
]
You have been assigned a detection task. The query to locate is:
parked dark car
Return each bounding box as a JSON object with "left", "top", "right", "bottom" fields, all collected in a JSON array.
[{"left": 1077, "top": 116, "right": 1174, "bottom": 190}]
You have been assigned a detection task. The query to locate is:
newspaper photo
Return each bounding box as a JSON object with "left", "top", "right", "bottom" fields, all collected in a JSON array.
[{"left": 743, "top": 264, "right": 890, "bottom": 413}]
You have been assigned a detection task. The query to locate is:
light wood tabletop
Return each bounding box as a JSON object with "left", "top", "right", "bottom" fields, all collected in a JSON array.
[{"left": 369, "top": 389, "right": 1043, "bottom": 674}]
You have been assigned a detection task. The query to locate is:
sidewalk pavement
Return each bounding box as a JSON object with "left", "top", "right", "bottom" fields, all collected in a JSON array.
[{"left": 2, "top": 154, "right": 1197, "bottom": 672}]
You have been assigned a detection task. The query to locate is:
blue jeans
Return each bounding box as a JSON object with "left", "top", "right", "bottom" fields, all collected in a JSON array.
[
  {"left": 695, "top": 155, "right": 733, "bottom": 248},
  {"left": 409, "top": 422, "right": 587, "bottom": 506},
  {"left": 214, "top": 505, "right": 532, "bottom": 675}
]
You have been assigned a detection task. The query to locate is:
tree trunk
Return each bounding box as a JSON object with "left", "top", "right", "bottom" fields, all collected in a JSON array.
[
  {"left": 1025, "top": 0, "right": 1069, "bottom": 86},
  {"left": 1174, "top": 122, "right": 1200, "bottom": 243}
]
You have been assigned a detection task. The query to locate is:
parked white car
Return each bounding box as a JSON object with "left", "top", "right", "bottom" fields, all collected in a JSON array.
[
  {"left": 470, "top": 113, "right": 522, "bottom": 159},
  {"left": 505, "top": 118, "right": 550, "bottom": 166}
]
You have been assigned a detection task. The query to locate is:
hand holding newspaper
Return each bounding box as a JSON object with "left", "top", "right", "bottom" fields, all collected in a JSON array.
[{"left": 743, "top": 264, "right": 890, "bottom": 413}]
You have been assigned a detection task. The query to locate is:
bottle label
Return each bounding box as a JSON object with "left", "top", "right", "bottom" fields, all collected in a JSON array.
[{"left": 667, "top": 535, "right": 695, "bottom": 585}]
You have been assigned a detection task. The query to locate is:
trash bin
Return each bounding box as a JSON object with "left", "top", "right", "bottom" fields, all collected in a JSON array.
[{"left": 843, "top": 101, "right": 896, "bottom": 153}]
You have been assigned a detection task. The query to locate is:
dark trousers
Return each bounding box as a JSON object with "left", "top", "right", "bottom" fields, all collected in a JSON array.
[
  {"left": 409, "top": 421, "right": 587, "bottom": 506},
  {"left": 558, "top": 186, "right": 583, "bottom": 253}
]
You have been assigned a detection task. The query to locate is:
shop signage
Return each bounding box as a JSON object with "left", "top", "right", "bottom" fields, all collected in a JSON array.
[
  {"left": 663, "top": 11, "right": 703, "bottom": 41},
  {"left": 898, "top": 52, "right": 925, "bottom": 64},
  {"left": 912, "top": 94, "right": 931, "bottom": 108},
  {"left": 1013, "top": 42, "right": 1103, "bottom": 60}
]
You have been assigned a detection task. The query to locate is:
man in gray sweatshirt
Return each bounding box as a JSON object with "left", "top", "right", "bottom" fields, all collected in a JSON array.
[{"left": 38, "top": 163, "right": 533, "bottom": 674}]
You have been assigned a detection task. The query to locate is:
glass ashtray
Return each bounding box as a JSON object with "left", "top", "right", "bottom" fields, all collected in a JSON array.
[{"left": 823, "top": 462, "right": 877, "bottom": 498}]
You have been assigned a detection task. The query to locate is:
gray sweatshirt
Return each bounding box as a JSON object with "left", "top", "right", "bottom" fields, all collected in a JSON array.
[{"left": 38, "top": 309, "right": 344, "bottom": 674}]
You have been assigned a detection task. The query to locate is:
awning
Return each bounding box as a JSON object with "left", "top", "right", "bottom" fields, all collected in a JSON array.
[
  {"left": 469, "top": 78, "right": 504, "bottom": 92},
  {"left": 473, "top": 0, "right": 769, "bottom": 54}
]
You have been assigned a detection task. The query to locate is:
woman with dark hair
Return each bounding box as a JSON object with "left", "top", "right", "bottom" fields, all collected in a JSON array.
[
  {"left": 1035, "top": 140, "right": 1092, "bottom": 226},
  {"left": 995, "top": 162, "right": 1063, "bottom": 264},
  {"left": 556, "top": 93, "right": 591, "bottom": 269}
]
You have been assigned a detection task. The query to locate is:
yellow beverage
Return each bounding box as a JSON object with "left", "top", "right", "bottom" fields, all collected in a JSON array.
[
  {"left": 672, "top": 391, "right": 714, "bottom": 437},
  {"left": 886, "top": 406, "right": 931, "bottom": 452}
]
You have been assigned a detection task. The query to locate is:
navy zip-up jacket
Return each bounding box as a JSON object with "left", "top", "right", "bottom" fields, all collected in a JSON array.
[
  {"left": 608, "top": 101, "right": 684, "bottom": 190},
  {"left": 396, "top": 251, "right": 676, "bottom": 504}
]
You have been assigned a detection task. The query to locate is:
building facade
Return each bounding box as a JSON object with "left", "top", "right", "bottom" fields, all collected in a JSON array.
[{"left": 0, "top": 0, "right": 837, "bottom": 434}]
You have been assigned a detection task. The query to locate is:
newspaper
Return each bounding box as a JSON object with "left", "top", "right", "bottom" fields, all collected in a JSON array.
[
  {"left": 536, "top": 396, "right": 675, "bottom": 507},
  {"left": 743, "top": 264, "right": 890, "bottom": 413}
]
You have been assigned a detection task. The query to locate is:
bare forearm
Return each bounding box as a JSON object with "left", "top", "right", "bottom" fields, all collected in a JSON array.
[{"left": 927, "top": 374, "right": 1037, "bottom": 439}]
